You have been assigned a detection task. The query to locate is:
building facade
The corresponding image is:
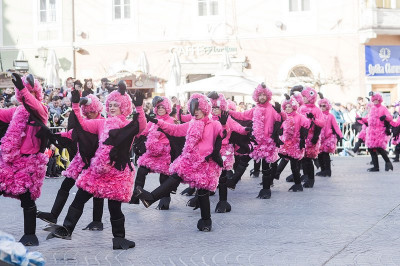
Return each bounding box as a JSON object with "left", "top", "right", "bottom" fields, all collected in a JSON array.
[{"left": 1, "top": 0, "right": 400, "bottom": 104}]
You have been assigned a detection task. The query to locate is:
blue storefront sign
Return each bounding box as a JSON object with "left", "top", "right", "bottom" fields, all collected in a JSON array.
[{"left": 365, "top": 46, "right": 400, "bottom": 76}]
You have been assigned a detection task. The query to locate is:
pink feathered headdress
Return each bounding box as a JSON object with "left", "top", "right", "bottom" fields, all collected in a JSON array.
[
  {"left": 226, "top": 99, "right": 236, "bottom": 111},
  {"left": 15, "top": 75, "right": 43, "bottom": 102},
  {"left": 82, "top": 94, "right": 103, "bottom": 117},
  {"left": 152, "top": 96, "right": 172, "bottom": 115},
  {"left": 370, "top": 91, "right": 383, "bottom": 103},
  {"left": 208, "top": 92, "right": 228, "bottom": 111},
  {"left": 187, "top": 93, "right": 211, "bottom": 116},
  {"left": 252, "top": 83, "right": 272, "bottom": 103},
  {"left": 301, "top": 87, "right": 318, "bottom": 104},
  {"left": 282, "top": 94, "right": 299, "bottom": 112},
  {"left": 292, "top": 92, "right": 304, "bottom": 106},
  {"left": 105, "top": 90, "right": 133, "bottom": 117}
]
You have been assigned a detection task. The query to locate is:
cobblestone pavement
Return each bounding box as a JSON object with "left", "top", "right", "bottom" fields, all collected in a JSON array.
[{"left": 1, "top": 156, "right": 400, "bottom": 265}]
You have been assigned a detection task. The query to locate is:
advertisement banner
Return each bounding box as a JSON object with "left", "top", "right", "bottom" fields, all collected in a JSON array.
[{"left": 365, "top": 46, "right": 400, "bottom": 76}]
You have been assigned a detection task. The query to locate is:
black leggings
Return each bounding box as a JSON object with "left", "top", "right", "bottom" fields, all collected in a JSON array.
[
  {"left": 19, "top": 191, "right": 35, "bottom": 208},
  {"left": 71, "top": 189, "right": 122, "bottom": 220},
  {"left": 60, "top": 178, "right": 76, "bottom": 192},
  {"left": 261, "top": 159, "right": 277, "bottom": 190}
]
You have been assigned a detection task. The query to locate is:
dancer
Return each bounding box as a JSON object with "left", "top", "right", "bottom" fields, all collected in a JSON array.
[
  {"left": 316, "top": 94, "right": 343, "bottom": 177},
  {"left": 130, "top": 96, "right": 178, "bottom": 210},
  {"left": 364, "top": 92, "right": 393, "bottom": 172},
  {"left": 45, "top": 82, "right": 146, "bottom": 249},
  {"left": 133, "top": 93, "right": 226, "bottom": 231},
  {"left": 0, "top": 73, "right": 49, "bottom": 246},
  {"left": 207, "top": 92, "right": 248, "bottom": 212},
  {"left": 275, "top": 94, "right": 309, "bottom": 191},
  {"left": 228, "top": 83, "right": 282, "bottom": 199},
  {"left": 37, "top": 94, "right": 105, "bottom": 231},
  {"left": 287, "top": 86, "right": 325, "bottom": 188}
]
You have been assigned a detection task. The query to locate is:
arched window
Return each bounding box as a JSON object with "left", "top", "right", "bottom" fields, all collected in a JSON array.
[{"left": 288, "top": 65, "right": 313, "bottom": 79}]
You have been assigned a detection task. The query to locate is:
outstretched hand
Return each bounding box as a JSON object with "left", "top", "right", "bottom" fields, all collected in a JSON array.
[
  {"left": 71, "top": 90, "right": 80, "bottom": 104},
  {"left": 131, "top": 91, "right": 144, "bottom": 107},
  {"left": 219, "top": 111, "right": 229, "bottom": 126}
]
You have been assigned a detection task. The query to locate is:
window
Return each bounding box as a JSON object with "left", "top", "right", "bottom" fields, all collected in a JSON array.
[
  {"left": 39, "top": 0, "right": 56, "bottom": 23},
  {"left": 289, "top": 0, "right": 310, "bottom": 12},
  {"left": 374, "top": 0, "right": 400, "bottom": 8},
  {"left": 113, "top": 0, "right": 131, "bottom": 20},
  {"left": 288, "top": 65, "right": 313, "bottom": 78},
  {"left": 198, "top": 0, "right": 219, "bottom": 16}
]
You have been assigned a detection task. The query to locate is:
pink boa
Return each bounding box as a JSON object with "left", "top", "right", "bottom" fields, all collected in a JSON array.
[
  {"left": 365, "top": 105, "right": 389, "bottom": 149},
  {"left": 221, "top": 144, "right": 234, "bottom": 170},
  {"left": 278, "top": 114, "right": 304, "bottom": 160},
  {"left": 250, "top": 106, "right": 279, "bottom": 163},
  {"left": 76, "top": 116, "right": 135, "bottom": 202},
  {"left": 137, "top": 123, "right": 172, "bottom": 175},
  {"left": 62, "top": 153, "right": 85, "bottom": 180},
  {"left": 169, "top": 119, "right": 221, "bottom": 191},
  {"left": 0, "top": 106, "right": 48, "bottom": 200}
]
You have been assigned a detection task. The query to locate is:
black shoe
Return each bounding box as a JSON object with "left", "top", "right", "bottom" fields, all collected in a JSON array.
[
  {"left": 187, "top": 196, "right": 199, "bottom": 210},
  {"left": 180, "top": 187, "right": 196, "bottom": 196},
  {"left": 257, "top": 189, "right": 271, "bottom": 199},
  {"left": 112, "top": 237, "right": 135, "bottom": 250},
  {"left": 300, "top": 174, "right": 309, "bottom": 182},
  {"left": 288, "top": 184, "right": 303, "bottom": 192},
  {"left": 156, "top": 196, "right": 171, "bottom": 210},
  {"left": 44, "top": 225, "right": 71, "bottom": 240},
  {"left": 385, "top": 162, "right": 393, "bottom": 171},
  {"left": 19, "top": 234, "right": 39, "bottom": 246},
  {"left": 315, "top": 171, "right": 325, "bottom": 176},
  {"left": 37, "top": 211, "right": 57, "bottom": 224},
  {"left": 132, "top": 186, "right": 155, "bottom": 208},
  {"left": 286, "top": 174, "right": 294, "bottom": 182},
  {"left": 197, "top": 218, "right": 212, "bottom": 232},
  {"left": 82, "top": 221, "right": 103, "bottom": 231},
  {"left": 367, "top": 167, "right": 379, "bottom": 172},
  {"left": 303, "top": 179, "right": 314, "bottom": 188},
  {"left": 215, "top": 200, "right": 231, "bottom": 213}
]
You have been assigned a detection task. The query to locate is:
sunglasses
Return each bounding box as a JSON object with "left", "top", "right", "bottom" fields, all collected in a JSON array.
[{"left": 320, "top": 105, "right": 327, "bottom": 107}]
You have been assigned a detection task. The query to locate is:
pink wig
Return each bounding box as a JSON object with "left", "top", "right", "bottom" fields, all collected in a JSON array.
[
  {"left": 187, "top": 93, "right": 211, "bottom": 116},
  {"left": 82, "top": 94, "right": 103, "bottom": 117},
  {"left": 318, "top": 98, "right": 332, "bottom": 110},
  {"left": 227, "top": 99, "right": 236, "bottom": 111},
  {"left": 105, "top": 90, "right": 133, "bottom": 117},
  {"left": 252, "top": 83, "right": 272, "bottom": 103},
  {"left": 153, "top": 96, "right": 172, "bottom": 115},
  {"left": 15, "top": 75, "right": 43, "bottom": 102},
  {"left": 301, "top": 87, "right": 318, "bottom": 104},
  {"left": 282, "top": 96, "right": 299, "bottom": 112},
  {"left": 371, "top": 92, "right": 383, "bottom": 103},
  {"left": 209, "top": 93, "right": 228, "bottom": 111}
]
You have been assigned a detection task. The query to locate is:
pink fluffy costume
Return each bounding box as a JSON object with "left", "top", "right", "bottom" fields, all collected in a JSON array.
[
  {"left": 291, "top": 86, "right": 325, "bottom": 188},
  {"left": 229, "top": 83, "right": 283, "bottom": 199},
  {"left": 316, "top": 95, "right": 343, "bottom": 177},
  {"left": 275, "top": 94, "right": 310, "bottom": 192},
  {"left": 0, "top": 74, "right": 49, "bottom": 246},
  {"left": 364, "top": 92, "right": 393, "bottom": 172},
  {"left": 46, "top": 82, "right": 146, "bottom": 250},
  {"left": 37, "top": 94, "right": 106, "bottom": 231},
  {"left": 133, "top": 93, "right": 225, "bottom": 232},
  {"left": 132, "top": 96, "right": 177, "bottom": 210},
  {"left": 207, "top": 92, "right": 247, "bottom": 213}
]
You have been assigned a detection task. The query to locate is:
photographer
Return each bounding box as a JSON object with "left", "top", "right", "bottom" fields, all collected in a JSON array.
[{"left": 95, "top": 77, "right": 110, "bottom": 96}]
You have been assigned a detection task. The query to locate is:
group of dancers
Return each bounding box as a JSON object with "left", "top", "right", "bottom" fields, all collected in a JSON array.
[{"left": 0, "top": 73, "right": 396, "bottom": 250}]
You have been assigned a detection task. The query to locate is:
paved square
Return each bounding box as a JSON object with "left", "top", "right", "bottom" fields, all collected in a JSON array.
[{"left": 1, "top": 156, "right": 400, "bottom": 265}]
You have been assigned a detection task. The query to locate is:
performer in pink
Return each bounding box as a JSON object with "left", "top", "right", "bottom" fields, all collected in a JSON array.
[
  {"left": 130, "top": 96, "right": 177, "bottom": 210},
  {"left": 315, "top": 94, "right": 343, "bottom": 177},
  {"left": 228, "top": 83, "right": 283, "bottom": 199},
  {"left": 364, "top": 92, "right": 393, "bottom": 172},
  {"left": 275, "top": 94, "right": 310, "bottom": 191},
  {"left": 46, "top": 82, "right": 146, "bottom": 250},
  {"left": 288, "top": 86, "right": 325, "bottom": 188},
  {"left": 133, "top": 93, "right": 225, "bottom": 231},
  {"left": 37, "top": 94, "right": 106, "bottom": 231},
  {"left": 0, "top": 74, "right": 49, "bottom": 246}
]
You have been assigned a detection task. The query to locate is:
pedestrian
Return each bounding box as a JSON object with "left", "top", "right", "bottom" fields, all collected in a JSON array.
[{"left": 82, "top": 78, "right": 94, "bottom": 97}]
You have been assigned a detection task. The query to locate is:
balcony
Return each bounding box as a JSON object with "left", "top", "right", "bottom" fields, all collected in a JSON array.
[{"left": 360, "top": 7, "right": 400, "bottom": 33}]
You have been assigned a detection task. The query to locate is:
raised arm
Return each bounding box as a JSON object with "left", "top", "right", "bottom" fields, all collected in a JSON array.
[
  {"left": 19, "top": 87, "right": 48, "bottom": 123},
  {"left": 229, "top": 108, "right": 254, "bottom": 121},
  {"left": 72, "top": 103, "right": 99, "bottom": 134},
  {"left": 136, "top": 106, "right": 146, "bottom": 135},
  {"left": 227, "top": 116, "right": 247, "bottom": 135},
  {"left": 157, "top": 119, "right": 189, "bottom": 137}
]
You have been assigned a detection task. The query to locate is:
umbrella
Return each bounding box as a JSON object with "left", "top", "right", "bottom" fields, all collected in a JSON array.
[
  {"left": 45, "top": 49, "right": 60, "bottom": 87},
  {"left": 136, "top": 52, "right": 149, "bottom": 74},
  {"left": 17, "top": 50, "right": 26, "bottom": 60}
]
